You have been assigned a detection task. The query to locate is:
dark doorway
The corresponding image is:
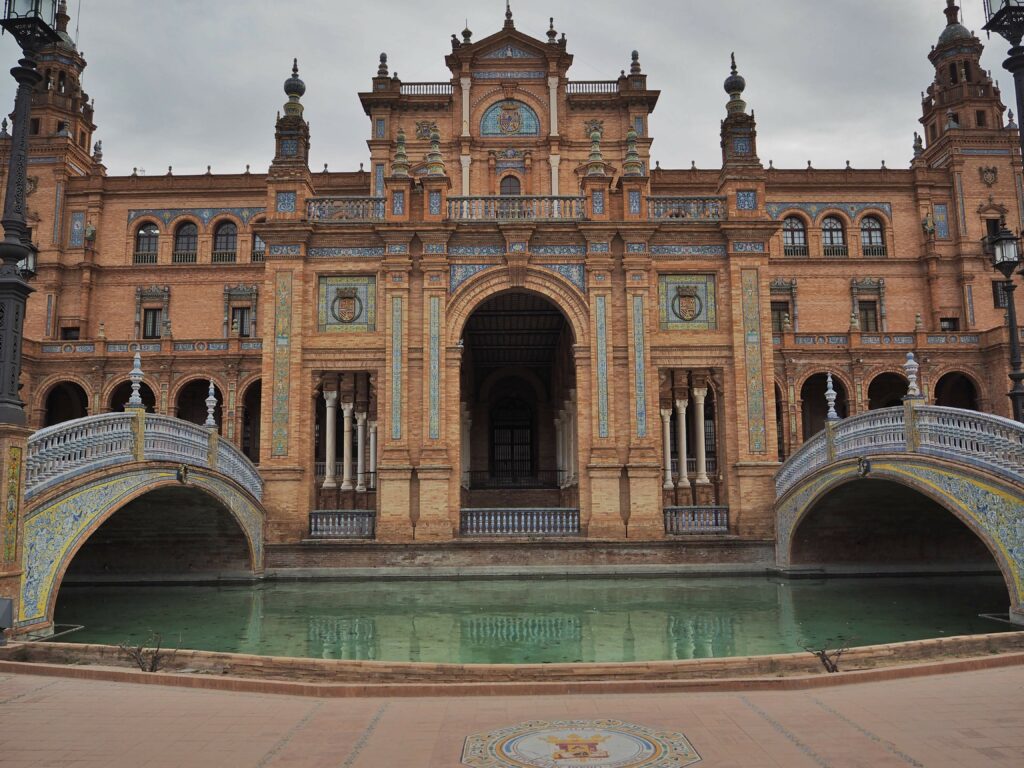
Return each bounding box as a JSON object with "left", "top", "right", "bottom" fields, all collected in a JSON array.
[
  {"left": 867, "top": 373, "right": 908, "bottom": 410},
  {"left": 107, "top": 380, "right": 157, "bottom": 413},
  {"left": 801, "top": 373, "right": 848, "bottom": 440},
  {"left": 241, "top": 380, "right": 262, "bottom": 463},
  {"left": 490, "top": 396, "right": 533, "bottom": 480},
  {"left": 175, "top": 380, "right": 223, "bottom": 430},
  {"left": 934, "top": 372, "right": 980, "bottom": 410},
  {"left": 44, "top": 381, "right": 89, "bottom": 426}
]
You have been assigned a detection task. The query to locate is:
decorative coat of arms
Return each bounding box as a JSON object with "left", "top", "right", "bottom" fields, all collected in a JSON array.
[
  {"left": 415, "top": 120, "right": 437, "bottom": 141},
  {"left": 330, "top": 288, "right": 362, "bottom": 324},
  {"left": 583, "top": 119, "right": 604, "bottom": 138},
  {"left": 673, "top": 287, "right": 703, "bottom": 321},
  {"left": 980, "top": 166, "right": 998, "bottom": 187},
  {"left": 498, "top": 102, "right": 522, "bottom": 134}
]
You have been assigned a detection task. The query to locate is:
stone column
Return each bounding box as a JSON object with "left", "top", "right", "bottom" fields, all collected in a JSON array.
[
  {"left": 549, "top": 154, "right": 561, "bottom": 196},
  {"left": 355, "top": 411, "right": 367, "bottom": 492},
  {"left": 368, "top": 421, "right": 377, "bottom": 489},
  {"left": 660, "top": 409, "right": 674, "bottom": 489},
  {"left": 567, "top": 389, "right": 577, "bottom": 483},
  {"left": 322, "top": 390, "right": 339, "bottom": 490},
  {"left": 460, "top": 76, "right": 471, "bottom": 137},
  {"left": 460, "top": 155, "right": 471, "bottom": 196},
  {"left": 340, "top": 402, "right": 354, "bottom": 490},
  {"left": 548, "top": 75, "right": 559, "bottom": 136},
  {"left": 553, "top": 414, "right": 563, "bottom": 485},
  {"left": 675, "top": 398, "right": 689, "bottom": 484},
  {"left": 460, "top": 402, "right": 471, "bottom": 487},
  {"left": 692, "top": 387, "right": 710, "bottom": 484}
]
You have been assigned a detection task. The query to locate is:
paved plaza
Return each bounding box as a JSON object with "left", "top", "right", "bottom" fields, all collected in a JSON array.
[{"left": 0, "top": 665, "right": 1022, "bottom": 767}]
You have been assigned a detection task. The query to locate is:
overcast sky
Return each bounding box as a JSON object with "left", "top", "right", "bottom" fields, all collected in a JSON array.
[{"left": 0, "top": 0, "right": 1012, "bottom": 176}]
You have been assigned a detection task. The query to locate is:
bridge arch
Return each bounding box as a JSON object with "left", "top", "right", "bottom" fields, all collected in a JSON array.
[
  {"left": 777, "top": 455, "right": 1024, "bottom": 621},
  {"left": 19, "top": 465, "right": 264, "bottom": 631}
]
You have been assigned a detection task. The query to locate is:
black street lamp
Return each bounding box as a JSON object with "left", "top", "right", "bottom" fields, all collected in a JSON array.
[
  {"left": 984, "top": 218, "right": 1024, "bottom": 421},
  {"left": 0, "top": 1, "right": 57, "bottom": 425}
]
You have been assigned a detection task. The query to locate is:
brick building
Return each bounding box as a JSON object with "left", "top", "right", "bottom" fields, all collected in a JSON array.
[{"left": 5, "top": 2, "right": 1021, "bottom": 550}]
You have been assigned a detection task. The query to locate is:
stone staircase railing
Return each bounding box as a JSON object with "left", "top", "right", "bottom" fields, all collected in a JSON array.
[
  {"left": 25, "top": 411, "right": 263, "bottom": 502},
  {"left": 776, "top": 404, "right": 1024, "bottom": 498}
]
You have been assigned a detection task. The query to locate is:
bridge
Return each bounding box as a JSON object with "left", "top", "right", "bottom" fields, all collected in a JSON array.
[
  {"left": 775, "top": 400, "right": 1024, "bottom": 625},
  {"left": 15, "top": 407, "right": 265, "bottom": 632}
]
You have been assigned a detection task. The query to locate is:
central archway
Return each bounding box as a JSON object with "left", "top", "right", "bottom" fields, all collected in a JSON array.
[{"left": 459, "top": 290, "right": 578, "bottom": 509}]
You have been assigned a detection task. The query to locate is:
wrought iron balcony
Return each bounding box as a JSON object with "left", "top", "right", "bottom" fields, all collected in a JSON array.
[
  {"left": 822, "top": 245, "right": 848, "bottom": 258},
  {"left": 211, "top": 250, "right": 237, "bottom": 264},
  {"left": 783, "top": 245, "right": 809, "bottom": 257},
  {"left": 460, "top": 508, "right": 580, "bottom": 537},
  {"left": 133, "top": 251, "right": 157, "bottom": 265},
  {"left": 648, "top": 196, "right": 726, "bottom": 222},
  {"left": 171, "top": 250, "right": 197, "bottom": 264},
  {"left": 447, "top": 195, "right": 587, "bottom": 222},
  {"left": 307, "top": 196, "right": 386, "bottom": 223},
  {"left": 862, "top": 245, "right": 888, "bottom": 257}
]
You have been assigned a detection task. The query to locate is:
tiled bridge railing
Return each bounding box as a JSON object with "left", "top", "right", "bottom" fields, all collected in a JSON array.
[
  {"left": 25, "top": 411, "right": 264, "bottom": 502},
  {"left": 460, "top": 508, "right": 581, "bottom": 537},
  {"left": 775, "top": 404, "right": 1024, "bottom": 498}
]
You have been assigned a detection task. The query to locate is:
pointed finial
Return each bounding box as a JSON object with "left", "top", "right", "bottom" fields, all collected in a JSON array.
[
  {"left": 462, "top": 23, "right": 472, "bottom": 43},
  {"left": 724, "top": 53, "right": 747, "bottom": 113},
  {"left": 378, "top": 53, "right": 389, "bottom": 77},
  {"left": 903, "top": 353, "right": 922, "bottom": 399},
  {"left": 825, "top": 373, "right": 840, "bottom": 421},
  {"left": 846, "top": 159, "right": 852, "bottom": 170},
  {"left": 505, "top": 0, "right": 514, "bottom": 28},
  {"left": 547, "top": 17, "right": 557, "bottom": 43},
  {"left": 730, "top": 52, "right": 737, "bottom": 75},
  {"left": 127, "top": 353, "right": 144, "bottom": 408},
  {"left": 426, "top": 128, "right": 446, "bottom": 176},
  {"left": 204, "top": 380, "right": 218, "bottom": 429},
  {"left": 630, "top": 50, "right": 642, "bottom": 75},
  {"left": 944, "top": 0, "right": 960, "bottom": 27},
  {"left": 623, "top": 129, "right": 643, "bottom": 176},
  {"left": 586, "top": 128, "right": 606, "bottom": 176},
  {"left": 392, "top": 126, "right": 411, "bottom": 177},
  {"left": 284, "top": 58, "right": 306, "bottom": 116}
]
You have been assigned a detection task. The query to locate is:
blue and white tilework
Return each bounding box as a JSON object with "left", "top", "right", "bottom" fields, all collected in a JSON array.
[
  {"left": 280, "top": 139, "right": 298, "bottom": 157},
  {"left": 429, "top": 296, "right": 440, "bottom": 440},
  {"left": 629, "top": 190, "right": 641, "bottom": 215},
  {"left": 269, "top": 244, "right": 302, "bottom": 256},
  {"left": 391, "top": 297, "right": 403, "bottom": 440},
  {"left": 317, "top": 276, "right": 376, "bottom": 333},
  {"left": 276, "top": 192, "right": 297, "bottom": 213},
  {"left": 449, "top": 264, "right": 496, "bottom": 293},
  {"left": 765, "top": 202, "right": 892, "bottom": 222},
  {"left": 540, "top": 264, "right": 585, "bottom": 293},
  {"left": 632, "top": 295, "right": 648, "bottom": 439},
  {"left": 734, "top": 242, "right": 765, "bottom": 253},
  {"left": 737, "top": 190, "right": 757, "bottom": 210},
  {"left": 651, "top": 244, "right": 726, "bottom": 257},
  {"left": 533, "top": 244, "right": 585, "bottom": 256},
  {"left": 308, "top": 247, "right": 384, "bottom": 258},
  {"left": 658, "top": 274, "right": 718, "bottom": 331},
  {"left": 392, "top": 190, "right": 405, "bottom": 216},
  {"left": 592, "top": 190, "right": 605, "bottom": 216},
  {"left": 68, "top": 211, "right": 85, "bottom": 247},
  {"left": 429, "top": 190, "right": 442, "bottom": 216},
  {"left": 596, "top": 296, "right": 610, "bottom": 439},
  {"left": 128, "top": 207, "right": 265, "bottom": 226}
]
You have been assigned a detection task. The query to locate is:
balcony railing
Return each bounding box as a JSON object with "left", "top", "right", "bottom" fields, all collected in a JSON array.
[
  {"left": 307, "top": 196, "right": 386, "bottom": 223},
  {"left": 783, "top": 245, "right": 809, "bottom": 257},
  {"left": 133, "top": 251, "right": 157, "bottom": 265},
  {"left": 399, "top": 82, "right": 453, "bottom": 96},
  {"left": 251, "top": 249, "right": 266, "bottom": 263},
  {"left": 467, "top": 470, "right": 563, "bottom": 489},
  {"left": 172, "top": 250, "right": 197, "bottom": 264},
  {"left": 566, "top": 80, "right": 620, "bottom": 94},
  {"left": 460, "top": 508, "right": 580, "bottom": 537},
  {"left": 862, "top": 245, "right": 888, "bottom": 257},
  {"left": 823, "top": 245, "right": 848, "bottom": 258},
  {"left": 648, "top": 196, "right": 726, "bottom": 222},
  {"left": 664, "top": 506, "right": 730, "bottom": 535},
  {"left": 309, "top": 510, "right": 376, "bottom": 539},
  {"left": 447, "top": 195, "right": 587, "bottom": 222},
  {"left": 211, "top": 250, "right": 237, "bottom": 263},
  {"left": 670, "top": 457, "right": 719, "bottom": 476}
]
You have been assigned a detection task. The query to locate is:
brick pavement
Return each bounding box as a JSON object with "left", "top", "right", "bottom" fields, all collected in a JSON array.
[{"left": 0, "top": 666, "right": 1022, "bottom": 767}]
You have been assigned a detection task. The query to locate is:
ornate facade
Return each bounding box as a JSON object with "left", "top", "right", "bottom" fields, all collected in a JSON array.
[{"left": 4, "top": 3, "right": 1022, "bottom": 547}]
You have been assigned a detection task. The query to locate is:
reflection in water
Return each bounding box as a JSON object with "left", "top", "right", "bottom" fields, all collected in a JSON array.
[{"left": 55, "top": 575, "right": 1012, "bottom": 664}]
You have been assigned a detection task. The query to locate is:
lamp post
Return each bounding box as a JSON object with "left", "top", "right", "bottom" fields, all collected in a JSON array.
[
  {"left": 984, "top": 218, "right": 1024, "bottom": 421},
  {"left": 0, "top": 1, "right": 57, "bottom": 425}
]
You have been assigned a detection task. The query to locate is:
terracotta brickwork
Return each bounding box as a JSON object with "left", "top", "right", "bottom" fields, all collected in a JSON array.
[{"left": 1, "top": 8, "right": 1021, "bottom": 548}]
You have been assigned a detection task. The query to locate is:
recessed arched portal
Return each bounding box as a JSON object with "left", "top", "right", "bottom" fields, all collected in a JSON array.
[
  {"left": 107, "top": 380, "right": 157, "bottom": 412},
  {"left": 44, "top": 381, "right": 89, "bottom": 426},
  {"left": 801, "top": 373, "right": 848, "bottom": 440},
  {"left": 867, "top": 372, "right": 908, "bottom": 410},
  {"left": 934, "top": 372, "right": 980, "bottom": 410},
  {"left": 460, "top": 290, "right": 577, "bottom": 505},
  {"left": 175, "top": 379, "right": 223, "bottom": 429},
  {"left": 240, "top": 379, "right": 262, "bottom": 463}
]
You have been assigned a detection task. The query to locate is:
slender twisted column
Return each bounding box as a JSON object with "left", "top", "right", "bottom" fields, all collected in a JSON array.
[
  {"left": 322, "top": 390, "right": 338, "bottom": 489},
  {"left": 340, "top": 402, "right": 354, "bottom": 490},
  {"left": 355, "top": 411, "right": 367, "bottom": 492},
  {"left": 692, "top": 387, "right": 709, "bottom": 484},
  {"left": 367, "top": 421, "right": 378, "bottom": 489},
  {"left": 675, "top": 398, "right": 689, "bottom": 484},
  {"left": 660, "top": 408, "right": 674, "bottom": 489},
  {"left": 568, "top": 389, "right": 577, "bottom": 483}
]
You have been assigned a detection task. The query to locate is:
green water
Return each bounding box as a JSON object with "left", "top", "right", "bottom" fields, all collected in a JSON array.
[{"left": 54, "top": 575, "right": 1013, "bottom": 664}]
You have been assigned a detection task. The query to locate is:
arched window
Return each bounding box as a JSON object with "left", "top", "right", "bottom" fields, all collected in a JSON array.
[
  {"left": 173, "top": 222, "right": 198, "bottom": 264},
  {"left": 134, "top": 222, "right": 159, "bottom": 264},
  {"left": 213, "top": 222, "right": 237, "bottom": 263},
  {"left": 499, "top": 175, "right": 521, "bottom": 196},
  {"left": 822, "top": 216, "right": 847, "bottom": 257},
  {"left": 480, "top": 100, "right": 540, "bottom": 136},
  {"left": 860, "top": 216, "right": 886, "bottom": 256},
  {"left": 782, "top": 216, "right": 808, "bottom": 257},
  {"left": 252, "top": 233, "right": 266, "bottom": 262}
]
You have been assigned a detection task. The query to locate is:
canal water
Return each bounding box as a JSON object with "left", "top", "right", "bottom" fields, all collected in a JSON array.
[{"left": 55, "top": 575, "right": 1012, "bottom": 664}]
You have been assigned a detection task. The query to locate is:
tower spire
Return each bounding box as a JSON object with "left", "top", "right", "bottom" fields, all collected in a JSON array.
[
  {"left": 944, "top": 0, "right": 960, "bottom": 27},
  {"left": 504, "top": 0, "right": 514, "bottom": 29}
]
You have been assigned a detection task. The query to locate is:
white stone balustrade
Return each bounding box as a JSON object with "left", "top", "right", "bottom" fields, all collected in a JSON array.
[
  {"left": 776, "top": 405, "right": 1024, "bottom": 498},
  {"left": 26, "top": 412, "right": 264, "bottom": 501}
]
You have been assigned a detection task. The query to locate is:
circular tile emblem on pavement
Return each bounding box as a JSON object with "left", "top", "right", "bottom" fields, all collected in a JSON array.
[{"left": 462, "top": 719, "right": 701, "bottom": 768}]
